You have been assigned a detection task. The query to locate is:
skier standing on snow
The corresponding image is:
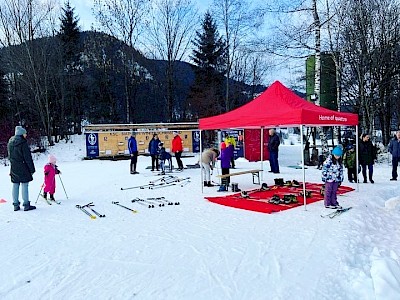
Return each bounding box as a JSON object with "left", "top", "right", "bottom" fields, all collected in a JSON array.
[
  {"left": 128, "top": 131, "right": 139, "bottom": 174},
  {"left": 171, "top": 131, "right": 184, "bottom": 171},
  {"left": 322, "top": 146, "right": 344, "bottom": 209},
  {"left": 388, "top": 130, "right": 400, "bottom": 181},
  {"left": 217, "top": 141, "right": 233, "bottom": 192},
  {"left": 43, "top": 154, "right": 61, "bottom": 201},
  {"left": 7, "top": 125, "right": 36, "bottom": 211},
  {"left": 201, "top": 148, "right": 219, "bottom": 187},
  {"left": 343, "top": 144, "right": 357, "bottom": 183},
  {"left": 358, "top": 133, "right": 376, "bottom": 183},
  {"left": 148, "top": 133, "right": 160, "bottom": 171}
]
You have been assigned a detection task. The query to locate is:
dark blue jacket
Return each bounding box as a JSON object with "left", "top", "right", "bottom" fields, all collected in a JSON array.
[
  {"left": 159, "top": 147, "right": 171, "bottom": 160},
  {"left": 389, "top": 138, "right": 400, "bottom": 158},
  {"left": 268, "top": 134, "right": 280, "bottom": 152},
  {"left": 148, "top": 138, "right": 160, "bottom": 155},
  {"left": 128, "top": 136, "right": 137, "bottom": 154}
]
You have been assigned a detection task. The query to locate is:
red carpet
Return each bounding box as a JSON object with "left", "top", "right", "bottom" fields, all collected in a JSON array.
[{"left": 205, "top": 182, "right": 354, "bottom": 214}]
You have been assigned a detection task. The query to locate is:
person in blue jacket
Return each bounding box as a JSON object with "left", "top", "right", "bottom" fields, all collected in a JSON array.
[
  {"left": 128, "top": 131, "right": 139, "bottom": 174},
  {"left": 148, "top": 133, "right": 161, "bottom": 171},
  {"left": 388, "top": 130, "right": 400, "bottom": 181}
]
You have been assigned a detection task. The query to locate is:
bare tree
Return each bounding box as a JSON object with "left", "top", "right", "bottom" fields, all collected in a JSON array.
[
  {"left": 144, "top": 0, "right": 198, "bottom": 121},
  {"left": 211, "top": 0, "right": 264, "bottom": 111},
  {"left": 93, "top": 0, "right": 150, "bottom": 123},
  {"left": 0, "top": 0, "right": 60, "bottom": 145}
]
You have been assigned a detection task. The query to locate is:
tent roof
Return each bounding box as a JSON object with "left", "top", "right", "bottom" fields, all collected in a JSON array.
[{"left": 199, "top": 81, "right": 359, "bottom": 129}]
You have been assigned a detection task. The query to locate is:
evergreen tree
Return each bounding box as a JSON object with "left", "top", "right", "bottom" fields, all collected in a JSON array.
[
  {"left": 187, "top": 11, "right": 226, "bottom": 118},
  {"left": 58, "top": 1, "right": 82, "bottom": 136}
]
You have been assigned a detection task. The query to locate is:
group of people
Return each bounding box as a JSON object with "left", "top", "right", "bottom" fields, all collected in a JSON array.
[
  {"left": 322, "top": 131, "right": 400, "bottom": 209},
  {"left": 8, "top": 126, "right": 61, "bottom": 212},
  {"left": 127, "top": 130, "right": 184, "bottom": 175},
  {"left": 8, "top": 125, "right": 400, "bottom": 212}
]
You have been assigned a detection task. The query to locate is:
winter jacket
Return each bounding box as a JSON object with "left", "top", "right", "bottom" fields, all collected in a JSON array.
[
  {"left": 388, "top": 138, "right": 400, "bottom": 158},
  {"left": 268, "top": 134, "right": 280, "bottom": 152},
  {"left": 343, "top": 150, "right": 357, "bottom": 168},
  {"left": 128, "top": 136, "right": 138, "bottom": 154},
  {"left": 148, "top": 138, "right": 160, "bottom": 155},
  {"left": 7, "top": 135, "right": 35, "bottom": 183},
  {"left": 358, "top": 139, "right": 376, "bottom": 165},
  {"left": 322, "top": 155, "right": 344, "bottom": 183},
  {"left": 159, "top": 146, "right": 171, "bottom": 160},
  {"left": 171, "top": 135, "right": 183, "bottom": 152},
  {"left": 220, "top": 146, "right": 233, "bottom": 169},
  {"left": 201, "top": 149, "right": 218, "bottom": 167},
  {"left": 44, "top": 163, "right": 60, "bottom": 194}
]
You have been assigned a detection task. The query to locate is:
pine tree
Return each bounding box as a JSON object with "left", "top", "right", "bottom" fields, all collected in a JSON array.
[
  {"left": 58, "top": 1, "right": 82, "bottom": 136},
  {"left": 187, "top": 11, "right": 226, "bottom": 118}
]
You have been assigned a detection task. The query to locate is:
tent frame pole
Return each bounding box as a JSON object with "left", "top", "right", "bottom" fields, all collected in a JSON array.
[
  {"left": 300, "top": 125, "right": 307, "bottom": 210},
  {"left": 261, "top": 127, "right": 264, "bottom": 181},
  {"left": 200, "top": 130, "right": 203, "bottom": 193}
]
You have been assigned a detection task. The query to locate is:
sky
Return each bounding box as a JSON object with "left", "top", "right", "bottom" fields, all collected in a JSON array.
[
  {"left": 66, "top": 0, "right": 298, "bottom": 87},
  {"left": 68, "top": 0, "right": 213, "bottom": 31},
  {"left": 1, "top": 133, "right": 399, "bottom": 299}
]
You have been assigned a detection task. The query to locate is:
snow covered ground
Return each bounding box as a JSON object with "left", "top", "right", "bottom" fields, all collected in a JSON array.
[{"left": 1, "top": 134, "right": 400, "bottom": 300}]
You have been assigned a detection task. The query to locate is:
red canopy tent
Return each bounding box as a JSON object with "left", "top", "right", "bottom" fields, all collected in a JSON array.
[
  {"left": 198, "top": 81, "right": 359, "bottom": 207},
  {"left": 199, "top": 81, "right": 358, "bottom": 129}
]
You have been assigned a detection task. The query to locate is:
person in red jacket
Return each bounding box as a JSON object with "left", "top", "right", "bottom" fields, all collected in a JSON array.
[{"left": 171, "top": 131, "right": 184, "bottom": 171}]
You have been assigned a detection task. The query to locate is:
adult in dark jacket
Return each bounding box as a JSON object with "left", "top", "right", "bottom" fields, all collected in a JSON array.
[
  {"left": 148, "top": 133, "right": 160, "bottom": 171},
  {"left": 128, "top": 131, "right": 139, "bottom": 174},
  {"left": 267, "top": 128, "right": 280, "bottom": 173},
  {"left": 358, "top": 133, "right": 376, "bottom": 183},
  {"left": 388, "top": 130, "right": 400, "bottom": 181},
  {"left": 7, "top": 126, "right": 36, "bottom": 211}
]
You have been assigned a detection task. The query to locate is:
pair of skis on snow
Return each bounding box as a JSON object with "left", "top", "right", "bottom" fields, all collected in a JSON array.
[
  {"left": 131, "top": 197, "right": 180, "bottom": 208},
  {"left": 76, "top": 202, "right": 106, "bottom": 219},
  {"left": 120, "top": 175, "right": 190, "bottom": 190},
  {"left": 321, "top": 207, "right": 352, "bottom": 219}
]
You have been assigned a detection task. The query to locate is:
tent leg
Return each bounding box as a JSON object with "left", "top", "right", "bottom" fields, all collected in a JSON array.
[{"left": 300, "top": 125, "right": 307, "bottom": 210}]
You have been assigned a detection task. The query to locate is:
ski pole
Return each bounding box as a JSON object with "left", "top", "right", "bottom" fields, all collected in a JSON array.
[
  {"left": 35, "top": 184, "right": 44, "bottom": 204},
  {"left": 112, "top": 201, "right": 138, "bottom": 213},
  {"left": 58, "top": 174, "right": 69, "bottom": 199}
]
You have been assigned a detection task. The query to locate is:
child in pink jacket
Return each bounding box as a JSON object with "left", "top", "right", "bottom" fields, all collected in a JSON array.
[{"left": 43, "top": 154, "right": 61, "bottom": 201}]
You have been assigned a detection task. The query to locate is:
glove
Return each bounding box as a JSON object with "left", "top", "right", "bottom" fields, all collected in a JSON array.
[{"left": 44, "top": 172, "right": 49, "bottom": 176}]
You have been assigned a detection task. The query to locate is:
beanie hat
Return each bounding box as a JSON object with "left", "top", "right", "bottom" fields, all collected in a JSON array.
[
  {"left": 220, "top": 142, "right": 227, "bottom": 150},
  {"left": 48, "top": 154, "right": 57, "bottom": 164},
  {"left": 332, "top": 146, "right": 343, "bottom": 156},
  {"left": 173, "top": 131, "right": 178, "bottom": 135},
  {"left": 15, "top": 126, "right": 27, "bottom": 136}
]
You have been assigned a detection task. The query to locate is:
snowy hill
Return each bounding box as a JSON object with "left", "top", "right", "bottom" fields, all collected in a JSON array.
[{"left": 1, "top": 135, "right": 400, "bottom": 300}]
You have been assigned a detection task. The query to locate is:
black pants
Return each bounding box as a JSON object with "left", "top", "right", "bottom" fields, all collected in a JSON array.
[
  {"left": 175, "top": 151, "right": 183, "bottom": 169},
  {"left": 151, "top": 155, "right": 159, "bottom": 171},
  {"left": 392, "top": 156, "right": 399, "bottom": 179},
  {"left": 361, "top": 164, "right": 373, "bottom": 181},
  {"left": 130, "top": 151, "right": 138, "bottom": 172},
  {"left": 221, "top": 168, "right": 230, "bottom": 186},
  {"left": 347, "top": 167, "right": 357, "bottom": 182}
]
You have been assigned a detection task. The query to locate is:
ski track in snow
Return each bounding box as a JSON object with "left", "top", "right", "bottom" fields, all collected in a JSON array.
[{"left": 1, "top": 135, "right": 400, "bottom": 299}]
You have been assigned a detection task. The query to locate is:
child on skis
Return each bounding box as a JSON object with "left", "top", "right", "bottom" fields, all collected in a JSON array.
[
  {"left": 43, "top": 154, "right": 61, "bottom": 201},
  {"left": 158, "top": 142, "right": 172, "bottom": 175},
  {"left": 218, "top": 141, "right": 233, "bottom": 192},
  {"left": 321, "top": 146, "right": 344, "bottom": 209},
  {"left": 343, "top": 144, "right": 357, "bottom": 183}
]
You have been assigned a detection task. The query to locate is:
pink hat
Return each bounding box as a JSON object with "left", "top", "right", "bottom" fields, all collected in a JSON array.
[
  {"left": 48, "top": 154, "right": 57, "bottom": 164},
  {"left": 220, "top": 142, "right": 227, "bottom": 150}
]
